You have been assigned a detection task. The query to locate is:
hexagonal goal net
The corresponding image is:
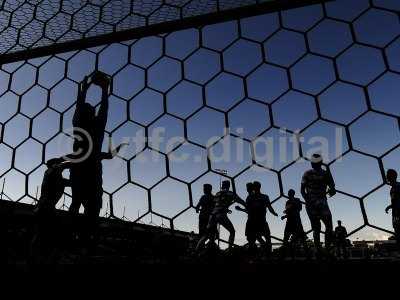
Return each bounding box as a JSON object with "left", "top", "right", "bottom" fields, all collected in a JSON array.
[
  {"left": 0, "top": 0, "right": 325, "bottom": 63},
  {"left": 0, "top": 0, "right": 399, "bottom": 246}
]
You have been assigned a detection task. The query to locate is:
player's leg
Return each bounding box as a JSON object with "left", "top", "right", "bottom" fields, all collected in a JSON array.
[
  {"left": 261, "top": 222, "right": 272, "bottom": 256},
  {"left": 195, "top": 215, "right": 216, "bottom": 252},
  {"left": 219, "top": 215, "right": 235, "bottom": 248},
  {"left": 199, "top": 215, "right": 208, "bottom": 237},
  {"left": 307, "top": 208, "right": 321, "bottom": 249},
  {"left": 297, "top": 222, "right": 310, "bottom": 258},
  {"left": 246, "top": 219, "right": 257, "bottom": 252},
  {"left": 82, "top": 190, "right": 102, "bottom": 255},
  {"left": 292, "top": 219, "right": 307, "bottom": 258},
  {"left": 247, "top": 234, "right": 257, "bottom": 253},
  {"left": 69, "top": 172, "right": 85, "bottom": 214},
  {"left": 341, "top": 242, "right": 349, "bottom": 259},
  {"left": 321, "top": 209, "right": 333, "bottom": 250},
  {"left": 69, "top": 185, "right": 83, "bottom": 214},
  {"left": 282, "top": 220, "right": 292, "bottom": 257},
  {"left": 311, "top": 218, "right": 322, "bottom": 250},
  {"left": 393, "top": 214, "right": 400, "bottom": 250},
  {"left": 283, "top": 221, "right": 291, "bottom": 246}
]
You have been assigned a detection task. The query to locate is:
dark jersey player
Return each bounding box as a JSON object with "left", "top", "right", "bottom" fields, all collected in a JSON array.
[
  {"left": 195, "top": 180, "right": 245, "bottom": 251},
  {"left": 301, "top": 154, "right": 336, "bottom": 252},
  {"left": 35, "top": 158, "right": 71, "bottom": 217},
  {"left": 69, "top": 71, "right": 111, "bottom": 220},
  {"left": 281, "top": 189, "right": 308, "bottom": 257},
  {"left": 385, "top": 169, "right": 400, "bottom": 248},
  {"left": 31, "top": 144, "right": 127, "bottom": 258},
  {"left": 334, "top": 220, "right": 348, "bottom": 258},
  {"left": 195, "top": 184, "right": 215, "bottom": 236},
  {"left": 36, "top": 142, "right": 127, "bottom": 217},
  {"left": 30, "top": 157, "right": 71, "bottom": 263},
  {"left": 244, "top": 181, "right": 278, "bottom": 256},
  {"left": 236, "top": 182, "right": 260, "bottom": 252}
]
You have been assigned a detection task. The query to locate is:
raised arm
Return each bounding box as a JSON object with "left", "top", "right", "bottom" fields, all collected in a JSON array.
[
  {"left": 301, "top": 172, "right": 308, "bottom": 200},
  {"left": 111, "top": 143, "right": 128, "bottom": 157},
  {"left": 101, "top": 143, "right": 129, "bottom": 160},
  {"left": 96, "top": 74, "right": 111, "bottom": 131},
  {"left": 327, "top": 169, "right": 336, "bottom": 196},
  {"left": 234, "top": 194, "right": 246, "bottom": 207},
  {"left": 73, "top": 76, "right": 90, "bottom": 126},
  {"left": 267, "top": 201, "right": 278, "bottom": 217}
]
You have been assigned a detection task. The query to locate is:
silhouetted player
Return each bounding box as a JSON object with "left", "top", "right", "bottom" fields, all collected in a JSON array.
[
  {"left": 38, "top": 143, "right": 126, "bottom": 216},
  {"left": 244, "top": 182, "right": 258, "bottom": 251},
  {"left": 35, "top": 158, "right": 71, "bottom": 216},
  {"left": 385, "top": 169, "right": 400, "bottom": 248},
  {"left": 31, "top": 145, "right": 126, "bottom": 261},
  {"left": 195, "top": 184, "right": 215, "bottom": 236},
  {"left": 281, "top": 189, "right": 308, "bottom": 257},
  {"left": 236, "top": 183, "right": 258, "bottom": 251},
  {"left": 69, "top": 71, "right": 111, "bottom": 219},
  {"left": 249, "top": 181, "right": 278, "bottom": 255},
  {"left": 196, "top": 180, "right": 245, "bottom": 251},
  {"left": 301, "top": 154, "right": 336, "bottom": 253},
  {"left": 30, "top": 157, "right": 71, "bottom": 262},
  {"left": 334, "top": 220, "right": 348, "bottom": 258}
]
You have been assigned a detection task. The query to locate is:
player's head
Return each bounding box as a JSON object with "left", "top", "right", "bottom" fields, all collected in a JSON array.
[
  {"left": 203, "top": 184, "right": 212, "bottom": 194},
  {"left": 246, "top": 182, "right": 254, "bottom": 194},
  {"left": 310, "top": 153, "right": 323, "bottom": 170},
  {"left": 288, "top": 189, "right": 295, "bottom": 198},
  {"left": 337, "top": 220, "right": 342, "bottom": 226},
  {"left": 253, "top": 181, "right": 261, "bottom": 192},
  {"left": 386, "top": 169, "right": 398, "bottom": 185},
  {"left": 221, "top": 180, "right": 230, "bottom": 191}
]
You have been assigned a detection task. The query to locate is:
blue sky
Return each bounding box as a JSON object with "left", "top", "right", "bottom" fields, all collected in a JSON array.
[{"left": 0, "top": 0, "right": 400, "bottom": 244}]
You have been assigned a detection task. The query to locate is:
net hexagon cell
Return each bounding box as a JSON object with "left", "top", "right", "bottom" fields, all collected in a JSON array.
[{"left": 0, "top": 0, "right": 399, "bottom": 243}]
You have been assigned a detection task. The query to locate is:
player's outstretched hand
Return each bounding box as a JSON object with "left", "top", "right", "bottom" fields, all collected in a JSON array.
[
  {"left": 117, "top": 142, "right": 129, "bottom": 150},
  {"left": 92, "top": 71, "right": 111, "bottom": 89}
]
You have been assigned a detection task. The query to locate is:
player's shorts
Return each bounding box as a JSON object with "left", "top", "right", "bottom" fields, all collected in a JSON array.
[
  {"left": 285, "top": 217, "right": 305, "bottom": 234},
  {"left": 306, "top": 200, "right": 331, "bottom": 219},
  {"left": 207, "top": 213, "right": 234, "bottom": 233},
  {"left": 245, "top": 217, "right": 270, "bottom": 238}
]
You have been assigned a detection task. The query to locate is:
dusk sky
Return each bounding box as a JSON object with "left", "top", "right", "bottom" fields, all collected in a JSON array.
[{"left": 0, "top": 0, "right": 399, "bottom": 245}]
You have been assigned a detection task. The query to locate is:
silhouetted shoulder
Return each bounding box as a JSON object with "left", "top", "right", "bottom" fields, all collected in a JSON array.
[
  {"left": 260, "top": 193, "right": 270, "bottom": 203},
  {"left": 199, "top": 194, "right": 213, "bottom": 204},
  {"left": 302, "top": 168, "right": 330, "bottom": 183}
]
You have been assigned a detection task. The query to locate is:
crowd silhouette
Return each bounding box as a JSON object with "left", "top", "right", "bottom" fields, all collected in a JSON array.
[{"left": 27, "top": 73, "right": 400, "bottom": 262}]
